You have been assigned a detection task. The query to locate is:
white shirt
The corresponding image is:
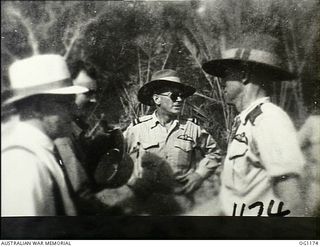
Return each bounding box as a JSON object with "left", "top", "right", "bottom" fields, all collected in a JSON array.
[
  {"left": 220, "top": 97, "right": 304, "bottom": 216},
  {"left": 1, "top": 121, "right": 77, "bottom": 216}
]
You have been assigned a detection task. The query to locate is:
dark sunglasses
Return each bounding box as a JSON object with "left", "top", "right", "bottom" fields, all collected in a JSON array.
[{"left": 159, "top": 92, "right": 188, "bottom": 101}]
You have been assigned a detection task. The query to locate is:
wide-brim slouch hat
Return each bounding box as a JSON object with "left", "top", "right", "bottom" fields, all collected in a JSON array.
[
  {"left": 138, "top": 69, "right": 196, "bottom": 106},
  {"left": 3, "top": 54, "right": 88, "bottom": 105},
  {"left": 202, "top": 34, "right": 296, "bottom": 81}
]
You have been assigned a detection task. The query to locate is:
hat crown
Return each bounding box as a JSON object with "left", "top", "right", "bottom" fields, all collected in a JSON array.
[
  {"left": 150, "top": 69, "right": 180, "bottom": 83},
  {"left": 3, "top": 54, "right": 88, "bottom": 105},
  {"left": 9, "top": 54, "right": 71, "bottom": 90},
  {"left": 202, "top": 34, "right": 295, "bottom": 81},
  {"left": 225, "top": 34, "right": 284, "bottom": 66},
  {"left": 221, "top": 48, "right": 282, "bottom": 67}
]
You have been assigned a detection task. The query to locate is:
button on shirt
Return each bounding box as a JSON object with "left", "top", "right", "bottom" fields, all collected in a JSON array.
[
  {"left": 124, "top": 111, "right": 221, "bottom": 191},
  {"left": 1, "top": 121, "right": 77, "bottom": 216},
  {"left": 220, "top": 97, "right": 304, "bottom": 216}
]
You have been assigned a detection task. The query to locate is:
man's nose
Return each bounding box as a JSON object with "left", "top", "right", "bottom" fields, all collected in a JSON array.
[{"left": 176, "top": 96, "right": 183, "bottom": 102}]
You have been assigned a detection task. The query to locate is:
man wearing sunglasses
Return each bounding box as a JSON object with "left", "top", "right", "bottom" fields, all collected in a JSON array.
[{"left": 124, "top": 69, "right": 222, "bottom": 215}]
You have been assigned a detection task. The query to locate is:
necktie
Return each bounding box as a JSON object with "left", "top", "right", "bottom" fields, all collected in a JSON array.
[{"left": 228, "top": 116, "right": 241, "bottom": 143}]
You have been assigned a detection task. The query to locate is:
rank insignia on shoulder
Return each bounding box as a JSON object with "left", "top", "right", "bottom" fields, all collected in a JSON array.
[
  {"left": 177, "top": 134, "right": 194, "bottom": 142},
  {"left": 132, "top": 118, "right": 140, "bottom": 126},
  {"left": 187, "top": 117, "right": 199, "bottom": 125},
  {"left": 132, "top": 116, "right": 152, "bottom": 126},
  {"left": 245, "top": 103, "right": 263, "bottom": 125}
]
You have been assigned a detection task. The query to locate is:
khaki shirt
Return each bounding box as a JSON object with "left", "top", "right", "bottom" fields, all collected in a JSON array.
[
  {"left": 220, "top": 98, "right": 304, "bottom": 216},
  {"left": 124, "top": 111, "right": 221, "bottom": 192}
]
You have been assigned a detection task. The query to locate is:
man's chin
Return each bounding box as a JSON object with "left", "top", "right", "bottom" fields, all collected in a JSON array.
[{"left": 170, "top": 109, "right": 181, "bottom": 115}]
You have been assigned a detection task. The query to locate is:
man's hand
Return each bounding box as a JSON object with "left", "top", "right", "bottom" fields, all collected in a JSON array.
[{"left": 175, "top": 172, "right": 205, "bottom": 195}]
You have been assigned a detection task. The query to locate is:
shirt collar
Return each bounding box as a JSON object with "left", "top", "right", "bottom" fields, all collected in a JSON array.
[
  {"left": 15, "top": 121, "right": 55, "bottom": 153},
  {"left": 150, "top": 111, "right": 160, "bottom": 128},
  {"left": 239, "top": 97, "right": 270, "bottom": 124},
  {"left": 150, "top": 111, "right": 179, "bottom": 129}
]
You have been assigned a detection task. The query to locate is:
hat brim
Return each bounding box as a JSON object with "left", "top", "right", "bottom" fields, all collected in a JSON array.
[
  {"left": 202, "top": 59, "right": 296, "bottom": 81},
  {"left": 138, "top": 80, "right": 196, "bottom": 106},
  {"left": 2, "top": 85, "right": 88, "bottom": 106},
  {"left": 94, "top": 152, "right": 134, "bottom": 189}
]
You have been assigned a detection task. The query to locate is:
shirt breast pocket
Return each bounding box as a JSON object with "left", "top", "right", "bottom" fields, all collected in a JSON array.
[
  {"left": 226, "top": 141, "right": 251, "bottom": 194},
  {"left": 174, "top": 139, "right": 193, "bottom": 152},
  {"left": 173, "top": 139, "right": 194, "bottom": 170},
  {"left": 228, "top": 142, "right": 248, "bottom": 160}
]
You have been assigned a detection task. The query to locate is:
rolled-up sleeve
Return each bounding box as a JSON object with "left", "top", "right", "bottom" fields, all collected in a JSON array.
[{"left": 195, "top": 127, "right": 222, "bottom": 178}]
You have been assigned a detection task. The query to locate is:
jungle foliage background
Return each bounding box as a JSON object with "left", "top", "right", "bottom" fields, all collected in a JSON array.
[{"left": 2, "top": 0, "right": 319, "bottom": 150}]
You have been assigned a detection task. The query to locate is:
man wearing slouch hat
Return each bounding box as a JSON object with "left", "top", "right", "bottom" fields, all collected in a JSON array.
[
  {"left": 123, "top": 69, "right": 222, "bottom": 215},
  {"left": 201, "top": 34, "right": 306, "bottom": 216}
]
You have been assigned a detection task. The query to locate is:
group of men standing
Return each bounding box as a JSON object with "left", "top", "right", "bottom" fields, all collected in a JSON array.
[{"left": 1, "top": 34, "right": 317, "bottom": 217}]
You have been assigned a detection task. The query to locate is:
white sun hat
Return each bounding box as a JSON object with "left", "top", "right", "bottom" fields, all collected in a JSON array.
[{"left": 3, "top": 54, "right": 88, "bottom": 105}]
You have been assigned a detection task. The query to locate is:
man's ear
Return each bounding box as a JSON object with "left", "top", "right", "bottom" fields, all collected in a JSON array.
[{"left": 152, "top": 94, "right": 161, "bottom": 106}]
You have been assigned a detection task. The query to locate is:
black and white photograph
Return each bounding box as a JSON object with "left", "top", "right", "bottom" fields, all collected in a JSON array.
[{"left": 1, "top": 0, "right": 319, "bottom": 240}]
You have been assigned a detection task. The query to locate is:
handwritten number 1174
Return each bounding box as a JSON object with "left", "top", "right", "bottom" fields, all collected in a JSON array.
[{"left": 232, "top": 200, "right": 290, "bottom": 216}]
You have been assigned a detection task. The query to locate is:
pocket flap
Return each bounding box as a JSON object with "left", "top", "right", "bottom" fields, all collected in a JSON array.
[
  {"left": 141, "top": 142, "right": 159, "bottom": 150},
  {"left": 174, "top": 139, "right": 193, "bottom": 152},
  {"left": 228, "top": 142, "right": 248, "bottom": 160}
]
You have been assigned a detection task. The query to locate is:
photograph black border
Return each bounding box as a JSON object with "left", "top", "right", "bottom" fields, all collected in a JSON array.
[{"left": 2, "top": 216, "right": 319, "bottom": 240}]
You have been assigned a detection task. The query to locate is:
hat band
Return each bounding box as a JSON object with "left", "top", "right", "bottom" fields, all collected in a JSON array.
[
  {"left": 222, "top": 48, "right": 282, "bottom": 67},
  {"left": 10, "top": 78, "right": 72, "bottom": 97},
  {"left": 153, "top": 76, "right": 181, "bottom": 83}
]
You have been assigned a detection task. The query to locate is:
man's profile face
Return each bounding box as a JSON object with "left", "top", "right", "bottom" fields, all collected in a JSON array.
[
  {"left": 42, "top": 95, "right": 76, "bottom": 139},
  {"left": 221, "top": 67, "right": 245, "bottom": 105},
  {"left": 153, "top": 87, "right": 187, "bottom": 116}
]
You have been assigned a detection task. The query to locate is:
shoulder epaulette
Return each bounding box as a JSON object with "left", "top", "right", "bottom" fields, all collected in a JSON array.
[
  {"left": 245, "top": 103, "right": 263, "bottom": 126},
  {"left": 187, "top": 117, "right": 200, "bottom": 125},
  {"left": 132, "top": 116, "right": 152, "bottom": 126},
  {"left": 132, "top": 118, "right": 140, "bottom": 126}
]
